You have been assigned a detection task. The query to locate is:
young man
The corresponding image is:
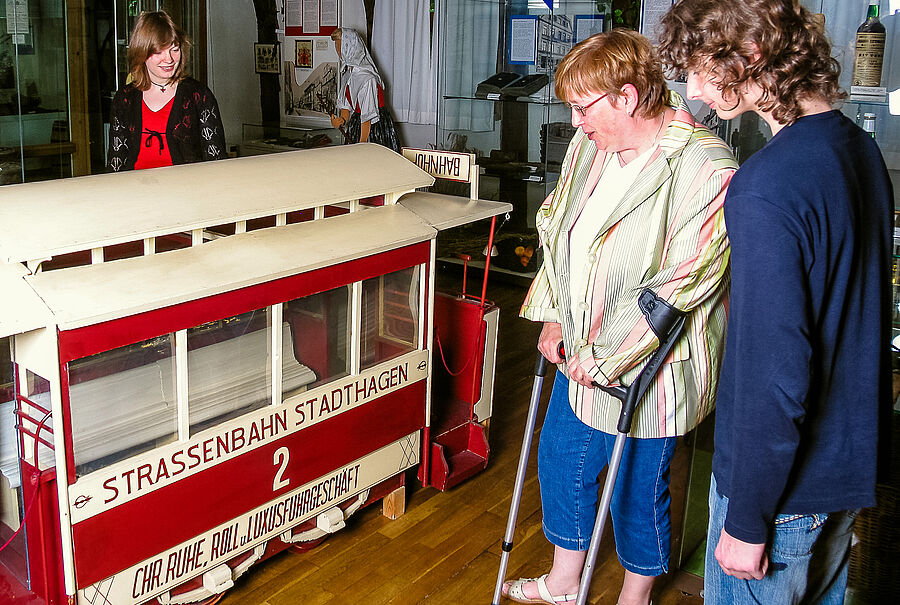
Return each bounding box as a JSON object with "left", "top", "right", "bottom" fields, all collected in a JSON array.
[{"left": 658, "top": 1, "right": 893, "bottom": 603}]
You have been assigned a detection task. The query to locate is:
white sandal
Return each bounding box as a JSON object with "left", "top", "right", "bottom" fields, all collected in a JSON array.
[{"left": 503, "top": 574, "right": 577, "bottom": 605}]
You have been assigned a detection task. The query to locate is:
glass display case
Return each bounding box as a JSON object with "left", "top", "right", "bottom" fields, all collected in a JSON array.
[
  {"left": 0, "top": 0, "right": 71, "bottom": 184},
  {"left": 239, "top": 123, "right": 342, "bottom": 156},
  {"left": 435, "top": 0, "right": 610, "bottom": 276}
]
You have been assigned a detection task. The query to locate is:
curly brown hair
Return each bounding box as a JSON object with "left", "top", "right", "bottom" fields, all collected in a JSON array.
[{"left": 656, "top": 0, "right": 844, "bottom": 126}]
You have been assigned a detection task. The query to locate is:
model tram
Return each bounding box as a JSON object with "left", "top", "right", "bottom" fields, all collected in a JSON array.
[{"left": 0, "top": 144, "right": 510, "bottom": 605}]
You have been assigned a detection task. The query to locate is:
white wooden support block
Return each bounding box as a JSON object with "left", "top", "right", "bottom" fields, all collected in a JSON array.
[
  {"left": 316, "top": 507, "right": 346, "bottom": 533},
  {"left": 202, "top": 565, "right": 235, "bottom": 593}
]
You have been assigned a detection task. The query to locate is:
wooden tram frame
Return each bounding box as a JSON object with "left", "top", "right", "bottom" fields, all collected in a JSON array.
[{"left": 0, "top": 144, "right": 511, "bottom": 605}]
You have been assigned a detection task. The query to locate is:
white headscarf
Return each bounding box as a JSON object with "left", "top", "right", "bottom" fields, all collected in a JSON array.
[{"left": 337, "top": 28, "right": 384, "bottom": 98}]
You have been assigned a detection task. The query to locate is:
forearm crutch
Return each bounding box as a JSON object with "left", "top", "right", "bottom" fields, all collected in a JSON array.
[
  {"left": 491, "top": 348, "right": 553, "bottom": 605},
  {"left": 574, "top": 289, "right": 686, "bottom": 605}
]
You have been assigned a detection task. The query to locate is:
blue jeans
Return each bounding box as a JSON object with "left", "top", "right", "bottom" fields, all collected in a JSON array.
[
  {"left": 705, "top": 474, "right": 856, "bottom": 604},
  {"left": 538, "top": 372, "right": 676, "bottom": 576}
]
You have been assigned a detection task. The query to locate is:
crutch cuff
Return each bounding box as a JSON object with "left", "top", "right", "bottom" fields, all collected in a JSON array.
[{"left": 638, "top": 289, "right": 684, "bottom": 340}]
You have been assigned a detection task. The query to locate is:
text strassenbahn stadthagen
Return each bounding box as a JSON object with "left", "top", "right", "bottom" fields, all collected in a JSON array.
[{"left": 98, "top": 361, "right": 411, "bottom": 505}]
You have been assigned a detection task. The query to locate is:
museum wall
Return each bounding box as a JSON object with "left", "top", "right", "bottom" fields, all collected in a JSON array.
[{"left": 206, "top": 1, "right": 437, "bottom": 153}]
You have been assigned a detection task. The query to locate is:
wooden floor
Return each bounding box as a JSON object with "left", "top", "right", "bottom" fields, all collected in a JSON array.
[{"left": 219, "top": 267, "right": 705, "bottom": 605}]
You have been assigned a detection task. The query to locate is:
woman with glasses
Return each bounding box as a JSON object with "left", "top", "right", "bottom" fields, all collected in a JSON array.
[
  {"left": 504, "top": 30, "right": 736, "bottom": 605},
  {"left": 107, "top": 11, "right": 226, "bottom": 172}
]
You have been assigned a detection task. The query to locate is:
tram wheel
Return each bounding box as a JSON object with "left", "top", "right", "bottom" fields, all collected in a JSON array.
[
  {"left": 290, "top": 535, "right": 329, "bottom": 552},
  {"left": 195, "top": 594, "right": 225, "bottom": 605}
]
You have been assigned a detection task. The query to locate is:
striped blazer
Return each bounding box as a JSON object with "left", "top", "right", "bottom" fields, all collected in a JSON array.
[{"left": 521, "top": 92, "right": 737, "bottom": 438}]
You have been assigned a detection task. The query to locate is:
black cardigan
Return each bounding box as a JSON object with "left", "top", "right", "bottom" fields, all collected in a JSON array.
[{"left": 107, "top": 78, "right": 226, "bottom": 171}]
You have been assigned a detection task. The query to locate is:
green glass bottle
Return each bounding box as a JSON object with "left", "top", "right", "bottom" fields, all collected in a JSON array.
[{"left": 852, "top": 1, "right": 886, "bottom": 87}]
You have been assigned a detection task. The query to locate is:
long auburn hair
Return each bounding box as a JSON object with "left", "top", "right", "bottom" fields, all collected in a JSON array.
[
  {"left": 127, "top": 11, "right": 191, "bottom": 91},
  {"left": 657, "top": 0, "right": 844, "bottom": 126}
]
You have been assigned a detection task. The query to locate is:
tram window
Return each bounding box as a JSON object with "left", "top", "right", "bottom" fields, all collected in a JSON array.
[
  {"left": 188, "top": 309, "right": 272, "bottom": 435},
  {"left": 0, "top": 337, "right": 25, "bottom": 564},
  {"left": 68, "top": 334, "right": 177, "bottom": 476},
  {"left": 283, "top": 285, "right": 350, "bottom": 398},
  {"left": 0, "top": 337, "right": 12, "bottom": 404},
  {"left": 360, "top": 266, "right": 420, "bottom": 371}
]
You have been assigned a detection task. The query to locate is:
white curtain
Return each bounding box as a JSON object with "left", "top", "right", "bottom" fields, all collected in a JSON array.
[
  {"left": 372, "top": 0, "right": 437, "bottom": 124},
  {"left": 435, "top": 0, "right": 500, "bottom": 132}
]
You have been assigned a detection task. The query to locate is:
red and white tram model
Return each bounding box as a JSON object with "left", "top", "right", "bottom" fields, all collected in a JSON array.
[{"left": 0, "top": 144, "right": 510, "bottom": 605}]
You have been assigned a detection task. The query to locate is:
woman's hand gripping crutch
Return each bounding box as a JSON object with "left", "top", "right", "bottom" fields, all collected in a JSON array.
[{"left": 491, "top": 289, "right": 685, "bottom": 605}]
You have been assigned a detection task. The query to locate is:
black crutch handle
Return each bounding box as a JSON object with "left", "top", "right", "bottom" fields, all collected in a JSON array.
[
  {"left": 559, "top": 340, "right": 628, "bottom": 402},
  {"left": 555, "top": 289, "right": 686, "bottom": 433}
]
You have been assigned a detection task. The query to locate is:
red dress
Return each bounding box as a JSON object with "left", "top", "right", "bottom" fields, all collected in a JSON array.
[{"left": 134, "top": 97, "right": 175, "bottom": 170}]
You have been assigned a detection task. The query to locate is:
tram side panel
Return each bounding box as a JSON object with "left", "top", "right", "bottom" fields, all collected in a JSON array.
[{"left": 5, "top": 245, "right": 432, "bottom": 605}]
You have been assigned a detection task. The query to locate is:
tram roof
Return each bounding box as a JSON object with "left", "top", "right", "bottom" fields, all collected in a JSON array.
[
  {"left": 0, "top": 193, "right": 511, "bottom": 335},
  {"left": 21, "top": 203, "right": 436, "bottom": 330},
  {"left": 0, "top": 144, "right": 433, "bottom": 265}
]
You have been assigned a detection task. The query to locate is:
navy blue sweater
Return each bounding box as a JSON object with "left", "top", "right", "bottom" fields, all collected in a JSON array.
[{"left": 713, "top": 110, "right": 893, "bottom": 544}]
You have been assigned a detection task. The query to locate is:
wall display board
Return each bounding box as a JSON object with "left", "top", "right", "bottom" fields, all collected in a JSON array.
[
  {"left": 284, "top": 0, "right": 339, "bottom": 36},
  {"left": 282, "top": 1, "right": 342, "bottom": 127}
]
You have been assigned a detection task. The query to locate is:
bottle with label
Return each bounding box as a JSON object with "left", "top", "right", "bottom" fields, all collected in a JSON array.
[{"left": 852, "top": 1, "right": 886, "bottom": 87}]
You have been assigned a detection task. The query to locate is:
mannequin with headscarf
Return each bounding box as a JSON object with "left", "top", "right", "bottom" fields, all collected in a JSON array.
[{"left": 329, "top": 28, "right": 401, "bottom": 151}]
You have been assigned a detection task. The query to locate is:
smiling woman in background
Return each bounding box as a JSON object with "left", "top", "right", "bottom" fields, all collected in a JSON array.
[{"left": 107, "top": 11, "right": 226, "bottom": 172}]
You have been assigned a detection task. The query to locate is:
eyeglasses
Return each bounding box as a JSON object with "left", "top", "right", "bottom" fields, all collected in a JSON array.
[{"left": 566, "top": 93, "right": 609, "bottom": 117}]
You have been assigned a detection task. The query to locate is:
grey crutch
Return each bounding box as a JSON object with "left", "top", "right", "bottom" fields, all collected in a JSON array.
[
  {"left": 573, "top": 289, "right": 686, "bottom": 605},
  {"left": 491, "top": 348, "right": 553, "bottom": 605},
  {"left": 490, "top": 288, "right": 685, "bottom": 605}
]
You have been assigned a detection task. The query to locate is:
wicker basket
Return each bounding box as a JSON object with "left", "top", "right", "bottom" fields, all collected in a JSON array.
[{"left": 849, "top": 484, "right": 900, "bottom": 600}]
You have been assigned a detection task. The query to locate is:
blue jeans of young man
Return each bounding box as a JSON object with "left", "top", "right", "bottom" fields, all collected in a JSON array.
[
  {"left": 705, "top": 474, "right": 857, "bottom": 604},
  {"left": 538, "top": 371, "right": 677, "bottom": 575}
]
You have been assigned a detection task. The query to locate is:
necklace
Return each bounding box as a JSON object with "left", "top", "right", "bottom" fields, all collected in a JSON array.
[{"left": 151, "top": 80, "right": 170, "bottom": 93}]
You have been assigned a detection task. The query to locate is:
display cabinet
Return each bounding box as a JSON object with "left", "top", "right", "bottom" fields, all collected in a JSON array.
[
  {"left": 239, "top": 123, "right": 342, "bottom": 156},
  {"left": 435, "top": 0, "right": 609, "bottom": 275}
]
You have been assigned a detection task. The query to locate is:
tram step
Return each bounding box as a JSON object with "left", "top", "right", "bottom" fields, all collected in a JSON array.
[{"left": 429, "top": 421, "right": 490, "bottom": 491}]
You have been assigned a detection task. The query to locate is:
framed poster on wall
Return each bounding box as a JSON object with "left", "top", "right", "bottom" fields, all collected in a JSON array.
[
  {"left": 255, "top": 43, "right": 281, "bottom": 74},
  {"left": 296, "top": 39, "right": 313, "bottom": 69}
]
